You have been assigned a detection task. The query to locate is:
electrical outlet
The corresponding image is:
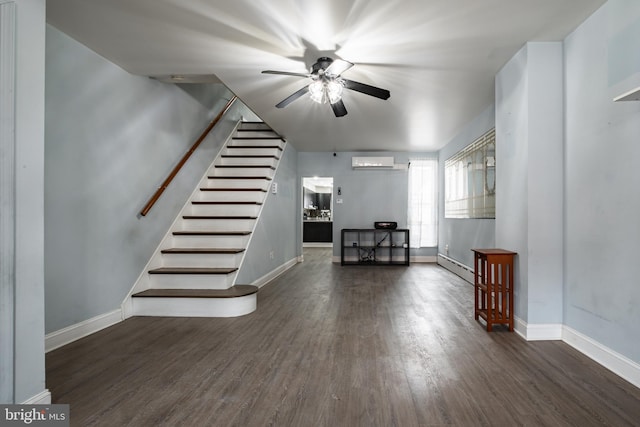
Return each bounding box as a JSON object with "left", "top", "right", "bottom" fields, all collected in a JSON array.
[{"left": 269, "top": 251, "right": 274, "bottom": 259}]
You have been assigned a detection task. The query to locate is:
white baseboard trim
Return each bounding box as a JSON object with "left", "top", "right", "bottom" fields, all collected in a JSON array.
[
  {"left": 250, "top": 257, "right": 300, "bottom": 289},
  {"left": 437, "top": 253, "right": 474, "bottom": 283},
  {"left": 45, "top": 309, "right": 123, "bottom": 353},
  {"left": 332, "top": 255, "right": 432, "bottom": 264},
  {"left": 562, "top": 325, "right": 640, "bottom": 389},
  {"left": 22, "top": 389, "right": 51, "bottom": 404},
  {"left": 514, "top": 318, "right": 640, "bottom": 389},
  {"left": 411, "top": 255, "right": 437, "bottom": 263},
  {"left": 514, "top": 317, "right": 563, "bottom": 341},
  {"left": 303, "top": 242, "right": 333, "bottom": 248},
  {"left": 514, "top": 316, "right": 527, "bottom": 340}
]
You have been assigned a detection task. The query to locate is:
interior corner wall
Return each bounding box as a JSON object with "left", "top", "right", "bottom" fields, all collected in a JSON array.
[
  {"left": 235, "top": 142, "right": 300, "bottom": 285},
  {"left": 297, "top": 151, "right": 438, "bottom": 260},
  {"left": 563, "top": 0, "right": 640, "bottom": 363},
  {"left": 44, "top": 25, "right": 244, "bottom": 333},
  {"left": 437, "top": 105, "right": 496, "bottom": 269}
]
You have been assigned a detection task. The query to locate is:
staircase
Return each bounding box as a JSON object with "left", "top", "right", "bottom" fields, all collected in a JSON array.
[{"left": 130, "top": 121, "right": 285, "bottom": 317}]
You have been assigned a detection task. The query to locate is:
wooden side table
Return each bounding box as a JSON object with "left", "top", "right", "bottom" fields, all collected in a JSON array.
[{"left": 472, "top": 249, "right": 517, "bottom": 332}]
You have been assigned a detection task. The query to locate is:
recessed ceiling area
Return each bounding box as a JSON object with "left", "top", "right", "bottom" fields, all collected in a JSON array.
[{"left": 47, "top": 0, "right": 606, "bottom": 152}]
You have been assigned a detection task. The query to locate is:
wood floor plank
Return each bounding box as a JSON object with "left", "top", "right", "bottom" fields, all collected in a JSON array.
[{"left": 46, "top": 248, "right": 640, "bottom": 426}]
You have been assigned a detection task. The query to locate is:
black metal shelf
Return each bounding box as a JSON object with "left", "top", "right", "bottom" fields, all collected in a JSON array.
[{"left": 341, "top": 229, "right": 410, "bottom": 266}]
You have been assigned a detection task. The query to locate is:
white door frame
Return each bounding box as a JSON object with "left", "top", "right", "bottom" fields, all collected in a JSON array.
[{"left": 301, "top": 176, "right": 333, "bottom": 248}]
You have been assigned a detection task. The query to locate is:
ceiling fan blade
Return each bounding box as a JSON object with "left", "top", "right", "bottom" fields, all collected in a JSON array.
[
  {"left": 330, "top": 99, "right": 348, "bottom": 117},
  {"left": 324, "top": 59, "right": 353, "bottom": 77},
  {"left": 342, "top": 79, "right": 390, "bottom": 100},
  {"left": 262, "top": 70, "right": 310, "bottom": 78},
  {"left": 275, "top": 85, "right": 310, "bottom": 108}
]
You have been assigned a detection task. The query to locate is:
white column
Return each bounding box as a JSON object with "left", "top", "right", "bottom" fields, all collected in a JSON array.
[{"left": 0, "top": 0, "right": 16, "bottom": 404}]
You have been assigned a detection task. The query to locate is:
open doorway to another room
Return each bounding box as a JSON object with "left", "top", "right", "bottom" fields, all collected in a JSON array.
[{"left": 302, "top": 177, "right": 333, "bottom": 252}]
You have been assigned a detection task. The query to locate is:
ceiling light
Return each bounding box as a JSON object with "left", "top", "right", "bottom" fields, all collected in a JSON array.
[
  {"left": 309, "top": 80, "right": 325, "bottom": 104},
  {"left": 326, "top": 80, "right": 343, "bottom": 104},
  {"left": 309, "top": 79, "right": 343, "bottom": 104}
]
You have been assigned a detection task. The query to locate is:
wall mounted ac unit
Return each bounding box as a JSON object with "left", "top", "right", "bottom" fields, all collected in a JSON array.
[{"left": 352, "top": 156, "right": 395, "bottom": 169}]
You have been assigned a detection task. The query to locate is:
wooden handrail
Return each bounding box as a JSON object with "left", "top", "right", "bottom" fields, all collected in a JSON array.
[{"left": 140, "top": 95, "right": 238, "bottom": 217}]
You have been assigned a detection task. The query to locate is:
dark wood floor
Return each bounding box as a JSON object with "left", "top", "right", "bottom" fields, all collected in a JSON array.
[{"left": 47, "top": 248, "right": 640, "bottom": 426}]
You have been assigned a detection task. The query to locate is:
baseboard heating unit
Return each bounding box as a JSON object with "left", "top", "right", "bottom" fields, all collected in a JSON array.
[{"left": 437, "top": 253, "right": 474, "bottom": 284}]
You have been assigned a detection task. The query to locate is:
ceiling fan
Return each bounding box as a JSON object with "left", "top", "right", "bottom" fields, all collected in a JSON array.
[{"left": 261, "top": 57, "right": 390, "bottom": 117}]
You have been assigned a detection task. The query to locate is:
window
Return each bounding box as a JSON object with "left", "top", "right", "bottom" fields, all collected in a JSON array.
[
  {"left": 408, "top": 158, "right": 438, "bottom": 248},
  {"left": 444, "top": 128, "right": 495, "bottom": 218}
]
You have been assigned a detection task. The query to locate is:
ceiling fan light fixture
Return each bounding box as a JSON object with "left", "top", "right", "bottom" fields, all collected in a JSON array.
[
  {"left": 309, "top": 79, "right": 343, "bottom": 104},
  {"left": 309, "top": 80, "right": 325, "bottom": 104},
  {"left": 327, "top": 80, "right": 343, "bottom": 104},
  {"left": 263, "top": 56, "right": 389, "bottom": 117}
]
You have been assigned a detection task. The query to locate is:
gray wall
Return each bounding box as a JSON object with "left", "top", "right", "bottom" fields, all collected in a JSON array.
[
  {"left": 0, "top": 2, "right": 15, "bottom": 403},
  {"left": 564, "top": 0, "right": 640, "bottom": 361},
  {"left": 526, "top": 43, "right": 564, "bottom": 325},
  {"left": 437, "top": 105, "right": 496, "bottom": 268},
  {"left": 44, "top": 25, "right": 253, "bottom": 333},
  {"left": 298, "top": 151, "right": 438, "bottom": 259},
  {"left": 235, "top": 142, "right": 300, "bottom": 284},
  {"left": 1, "top": 0, "right": 47, "bottom": 404}
]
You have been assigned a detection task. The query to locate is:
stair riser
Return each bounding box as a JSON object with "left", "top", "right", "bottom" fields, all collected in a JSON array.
[
  {"left": 203, "top": 179, "right": 271, "bottom": 190},
  {"left": 209, "top": 168, "right": 275, "bottom": 178},
  {"left": 218, "top": 157, "right": 278, "bottom": 167},
  {"left": 186, "top": 204, "right": 261, "bottom": 217},
  {"left": 239, "top": 122, "right": 272, "bottom": 131},
  {"left": 170, "top": 234, "right": 251, "bottom": 248},
  {"left": 223, "top": 147, "right": 281, "bottom": 157},
  {"left": 179, "top": 218, "right": 256, "bottom": 230},
  {"left": 160, "top": 253, "right": 243, "bottom": 268},
  {"left": 148, "top": 272, "right": 236, "bottom": 289},
  {"left": 131, "top": 294, "right": 256, "bottom": 317},
  {"left": 194, "top": 192, "right": 266, "bottom": 203},
  {"left": 234, "top": 130, "right": 278, "bottom": 138},
  {"left": 228, "top": 140, "right": 284, "bottom": 149}
]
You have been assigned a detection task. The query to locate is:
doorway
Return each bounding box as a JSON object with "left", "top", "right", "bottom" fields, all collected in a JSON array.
[{"left": 302, "top": 177, "right": 333, "bottom": 248}]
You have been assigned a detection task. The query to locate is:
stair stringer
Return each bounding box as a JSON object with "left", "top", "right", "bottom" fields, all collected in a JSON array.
[{"left": 226, "top": 139, "right": 290, "bottom": 290}]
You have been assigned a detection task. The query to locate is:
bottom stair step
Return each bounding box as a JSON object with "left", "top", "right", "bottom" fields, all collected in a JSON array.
[
  {"left": 131, "top": 285, "right": 258, "bottom": 317},
  {"left": 132, "top": 285, "right": 258, "bottom": 299}
]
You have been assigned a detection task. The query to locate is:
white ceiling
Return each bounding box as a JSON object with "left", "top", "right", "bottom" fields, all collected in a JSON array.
[{"left": 47, "top": 0, "right": 605, "bottom": 152}]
